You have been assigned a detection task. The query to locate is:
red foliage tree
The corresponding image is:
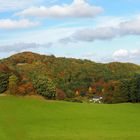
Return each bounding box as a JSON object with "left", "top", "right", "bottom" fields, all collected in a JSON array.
[
  {"left": 18, "top": 82, "right": 34, "bottom": 95},
  {"left": 56, "top": 88, "right": 66, "bottom": 100}
]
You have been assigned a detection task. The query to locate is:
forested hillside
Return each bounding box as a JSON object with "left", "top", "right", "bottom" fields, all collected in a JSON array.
[{"left": 0, "top": 52, "right": 140, "bottom": 103}]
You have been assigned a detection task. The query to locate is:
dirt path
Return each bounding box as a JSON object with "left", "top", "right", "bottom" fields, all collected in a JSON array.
[{"left": 0, "top": 94, "right": 7, "bottom": 97}]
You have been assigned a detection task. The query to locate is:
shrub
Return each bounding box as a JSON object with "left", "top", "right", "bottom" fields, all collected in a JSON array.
[
  {"left": 18, "top": 82, "right": 34, "bottom": 95},
  {"left": 66, "top": 90, "right": 75, "bottom": 98},
  {"left": 31, "top": 75, "right": 56, "bottom": 99},
  {"left": 56, "top": 89, "right": 66, "bottom": 100},
  {"left": 8, "top": 74, "right": 19, "bottom": 94},
  {"left": 0, "top": 73, "right": 9, "bottom": 93}
]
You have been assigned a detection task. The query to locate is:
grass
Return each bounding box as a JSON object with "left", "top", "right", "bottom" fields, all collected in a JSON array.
[{"left": 0, "top": 96, "right": 140, "bottom": 140}]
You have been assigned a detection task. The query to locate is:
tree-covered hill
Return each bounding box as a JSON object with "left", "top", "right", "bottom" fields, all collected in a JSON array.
[{"left": 0, "top": 52, "right": 140, "bottom": 103}]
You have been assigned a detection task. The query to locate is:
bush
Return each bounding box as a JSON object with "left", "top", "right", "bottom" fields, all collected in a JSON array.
[
  {"left": 8, "top": 74, "right": 19, "bottom": 94},
  {"left": 66, "top": 90, "right": 75, "bottom": 98},
  {"left": 31, "top": 74, "right": 56, "bottom": 99},
  {"left": 56, "top": 89, "right": 66, "bottom": 100},
  {"left": 18, "top": 82, "right": 34, "bottom": 95},
  {"left": 0, "top": 73, "right": 9, "bottom": 93}
]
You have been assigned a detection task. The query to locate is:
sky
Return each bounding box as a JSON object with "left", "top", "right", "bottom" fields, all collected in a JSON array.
[{"left": 0, "top": 0, "right": 140, "bottom": 64}]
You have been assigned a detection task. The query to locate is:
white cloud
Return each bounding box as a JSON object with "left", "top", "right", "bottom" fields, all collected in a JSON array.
[
  {"left": 99, "top": 49, "right": 140, "bottom": 64},
  {"left": 113, "top": 49, "right": 129, "bottom": 58},
  {"left": 0, "top": 42, "right": 52, "bottom": 52},
  {"left": 120, "top": 17, "right": 140, "bottom": 35},
  {"left": 96, "top": 16, "right": 125, "bottom": 28},
  {"left": 112, "top": 49, "right": 140, "bottom": 64},
  {"left": 0, "top": 0, "right": 59, "bottom": 12},
  {"left": 0, "top": 0, "right": 37, "bottom": 12},
  {"left": 16, "top": 0, "right": 103, "bottom": 18},
  {"left": 0, "top": 42, "right": 53, "bottom": 59},
  {"left": 0, "top": 19, "right": 39, "bottom": 29},
  {"left": 71, "top": 27, "right": 118, "bottom": 41},
  {"left": 60, "top": 15, "right": 140, "bottom": 42}
]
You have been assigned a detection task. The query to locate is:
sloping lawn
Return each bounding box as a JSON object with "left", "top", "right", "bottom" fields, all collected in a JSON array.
[{"left": 0, "top": 96, "right": 140, "bottom": 140}]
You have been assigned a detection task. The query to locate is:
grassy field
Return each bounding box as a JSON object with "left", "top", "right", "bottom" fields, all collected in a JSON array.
[{"left": 0, "top": 96, "right": 140, "bottom": 140}]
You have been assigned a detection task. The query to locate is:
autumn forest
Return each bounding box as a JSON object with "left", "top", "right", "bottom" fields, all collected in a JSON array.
[{"left": 0, "top": 52, "right": 140, "bottom": 103}]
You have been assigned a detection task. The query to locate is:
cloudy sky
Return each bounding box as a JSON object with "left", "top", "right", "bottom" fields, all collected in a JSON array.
[{"left": 0, "top": 0, "right": 140, "bottom": 64}]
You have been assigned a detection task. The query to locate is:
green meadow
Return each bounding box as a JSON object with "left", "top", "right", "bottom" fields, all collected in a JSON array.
[{"left": 0, "top": 96, "right": 140, "bottom": 140}]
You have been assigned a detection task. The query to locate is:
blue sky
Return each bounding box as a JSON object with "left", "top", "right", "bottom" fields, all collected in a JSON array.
[{"left": 0, "top": 0, "right": 140, "bottom": 64}]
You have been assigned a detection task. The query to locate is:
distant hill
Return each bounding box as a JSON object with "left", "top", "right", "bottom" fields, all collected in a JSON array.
[
  {"left": 3, "top": 51, "right": 140, "bottom": 80},
  {"left": 0, "top": 52, "right": 140, "bottom": 103}
]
